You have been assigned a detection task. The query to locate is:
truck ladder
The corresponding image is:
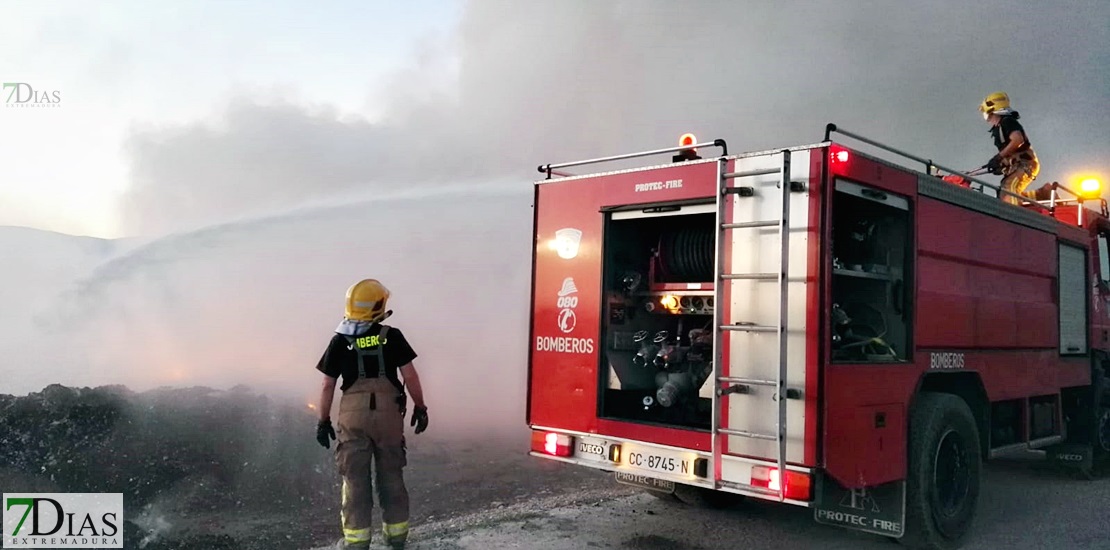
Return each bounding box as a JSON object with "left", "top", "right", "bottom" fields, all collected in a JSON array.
[{"left": 710, "top": 151, "right": 791, "bottom": 501}]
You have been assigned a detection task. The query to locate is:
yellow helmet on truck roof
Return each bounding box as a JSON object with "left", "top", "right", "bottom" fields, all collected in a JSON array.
[{"left": 979, "top": 91, "right": 1011, "bottom": 118}]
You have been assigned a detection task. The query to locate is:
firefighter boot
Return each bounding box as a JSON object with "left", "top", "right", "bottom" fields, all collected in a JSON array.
[
  {"left": 382, "top": 525, "right": 407, "bottom": 549},
  {"left": 332, "top": 540, "right": 370, "bottom": 550}
]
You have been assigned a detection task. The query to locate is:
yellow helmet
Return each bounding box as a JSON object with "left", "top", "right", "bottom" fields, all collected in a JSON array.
[
  {"left": 979, "top": 91, "right": 1010, "bottom": 118},
  {"left": 344, "top": 279, "right": 391, "bottom": 322}
]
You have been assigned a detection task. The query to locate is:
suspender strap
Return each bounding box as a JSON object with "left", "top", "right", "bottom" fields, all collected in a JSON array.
[
  {"left": 375, "top": 324, "right": 389, "bottom": 377},
  {"left": 344, "top": 325, "right": 392, "bottom": 379}
]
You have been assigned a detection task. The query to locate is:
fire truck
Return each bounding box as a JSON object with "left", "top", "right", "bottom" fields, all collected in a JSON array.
[{"left": 525, "top": 124, "right": 1110, "bottom": 549}]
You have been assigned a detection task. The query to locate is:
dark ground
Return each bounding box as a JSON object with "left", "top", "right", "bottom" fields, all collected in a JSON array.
[
  {"left": 0, "top": 384, "right": 610, "bottom": 550},
  {"left": 5, "top": 385, "right": 1107, "bottom": 550},
  {"left": 408, "top": 453, "right": 1110, "bottom": 550}
]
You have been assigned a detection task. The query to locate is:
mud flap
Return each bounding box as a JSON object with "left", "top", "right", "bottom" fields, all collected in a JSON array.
[
  {"left": 1045, "top": 443, "right": 1094, "bottom": 471},
  {"left": 813, "top": 472, "right": 905, "bottom": 538}
]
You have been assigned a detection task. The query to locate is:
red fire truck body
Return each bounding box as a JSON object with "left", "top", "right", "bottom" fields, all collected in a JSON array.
[{"left": 526, "top": 127, "right": 1110, "bottom": 548}]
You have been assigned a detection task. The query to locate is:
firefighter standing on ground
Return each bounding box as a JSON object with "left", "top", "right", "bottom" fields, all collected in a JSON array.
[
  {"left": 979, "top": 91, "right": 1043, "bottom": 204},
  {"left": 314, "top": 279, "right": 429, "bottom": 550}
]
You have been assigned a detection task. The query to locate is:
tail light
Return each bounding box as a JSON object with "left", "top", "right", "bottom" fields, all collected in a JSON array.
[
  {"left": 531, "top": 430, "right": 574, "bottom": 457},
  {"left": 750, "top": 465, "right": 812, "bottom": 500}
]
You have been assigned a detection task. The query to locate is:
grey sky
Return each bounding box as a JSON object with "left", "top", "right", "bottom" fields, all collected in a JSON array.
[
  {"left": 0, "top": 0, "right": 459, "bottom": 236},
  {"left": 2, "top": 0, "right": 1107, "bottom": 237}
]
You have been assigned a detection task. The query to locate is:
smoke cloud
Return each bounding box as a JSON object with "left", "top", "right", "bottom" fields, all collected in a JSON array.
[
  {"left": 119, "top": 0, "right": 1110, "bottom": 236},
  {"left": 13, "top": 182, "right": 533, "bottom": 437}
]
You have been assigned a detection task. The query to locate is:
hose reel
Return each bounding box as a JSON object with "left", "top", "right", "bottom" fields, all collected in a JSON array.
[{"left": 657, "top": 227, "right": 714, "bottom": 282}]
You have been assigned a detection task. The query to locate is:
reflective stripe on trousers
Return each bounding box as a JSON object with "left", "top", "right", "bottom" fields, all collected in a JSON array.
[
  {"left": 383, "top": 520, "right": 409, "bottom": 542},
  {"left": 335, "top": 377, "right": 409, "bottom": 543}
]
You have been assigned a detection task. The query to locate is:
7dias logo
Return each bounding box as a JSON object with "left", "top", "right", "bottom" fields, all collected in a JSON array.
[
  {"left": 535, "top": 277, "right": 595, "bottom": 354},
  {"left": 3, "top": 493, "right": 122, "bottom": 548},
  {"left": 3, "top": 83, "right": 62, "bottom": 108}
]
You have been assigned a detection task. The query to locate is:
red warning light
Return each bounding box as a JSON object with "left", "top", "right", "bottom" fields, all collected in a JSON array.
[
  {"left": 679, "top": 133, "right": 697, "bottom": 148},
  {"left": 832, "top": 150, "right": 850, "bottom": 164}
]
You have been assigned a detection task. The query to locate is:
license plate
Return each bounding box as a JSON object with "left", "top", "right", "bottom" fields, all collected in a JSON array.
[
  {"left": 623, "top": 446, "right": 696, "bottom": 476},
  {"left": 615, "top": 471, "right": 675, "bottom": 493}
]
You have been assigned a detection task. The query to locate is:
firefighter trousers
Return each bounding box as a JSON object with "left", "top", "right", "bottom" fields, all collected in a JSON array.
[
  {"left": 335, "top": 377, "right": 409, "bottom": 546},
  {"left": 1000, "top": 150, "right": 1040, "bottom": 205}
]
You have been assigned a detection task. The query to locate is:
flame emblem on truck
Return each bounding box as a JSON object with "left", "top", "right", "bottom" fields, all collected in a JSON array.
[{"left": 558, "top": 277, "right": 578, "bottom": 297}]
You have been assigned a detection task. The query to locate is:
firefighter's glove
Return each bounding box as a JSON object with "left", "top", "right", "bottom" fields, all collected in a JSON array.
[
  {"left": 316, "top": 419, "right": 336, "bottom": 449},
  {"left": 986, "top": 154, "right": 1003, "bottom": 175},
  {"left": 411, "top": 406, "right": 429, "bottom": 434}
]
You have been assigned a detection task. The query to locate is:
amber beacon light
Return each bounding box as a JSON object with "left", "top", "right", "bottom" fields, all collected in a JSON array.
[
  {"left": 673, "top": 133, "right": 701, "bottom": 162},
  {"left": 1079, "top": 177, "right": 1102, "bottom": 197}
]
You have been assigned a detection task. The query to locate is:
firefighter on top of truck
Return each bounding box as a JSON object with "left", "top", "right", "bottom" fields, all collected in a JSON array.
[
  {"left": 979, "top": 91, "right": 1045, "bottom": 204},
  {"left": 314, "top": 279, "right": 430, "bottom": 550}
]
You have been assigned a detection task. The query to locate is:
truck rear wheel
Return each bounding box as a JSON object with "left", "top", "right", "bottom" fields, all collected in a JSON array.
[
  {"left": 1089, "top": 368, "right": 1110, "bottom": 476},
  {"left": 900, "top": 392, "right": 981, "bottom": 550},
  {"left": 1053, "top": 362, "right": 1110, "bottom": 479},
  {"left": 1095, "top": 408, "right": 1110, "bottom": 466}
]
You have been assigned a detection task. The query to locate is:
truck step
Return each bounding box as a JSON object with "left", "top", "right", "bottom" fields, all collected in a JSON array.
[
  {"left": 721, "top": 220, "right": 778, "bottom": 229},
  {"left": 721, "top": 272, "right": 778, "bottom": 280},
  {"left": 718, "top": 479, "right": 781, "bottom": 498},
  {"left": 718, "top": 376, "right": 777, "bottom": 387},
  {"left": 719, "top": 323, "right": 778, "bottom": 333},
  {"left": 718, "top": 428, "right": 778, "bottom": 441},
  {"left": 722, "top": 168, "right": 780, "bottom": 180}
]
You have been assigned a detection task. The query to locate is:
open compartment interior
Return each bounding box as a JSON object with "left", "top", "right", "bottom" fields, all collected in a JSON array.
[
  {"left": 830, "top": 180, "right": 912, "bottom": 363},
  {"left": 599, "top": 206, "right": 715, "bottom": 430}
]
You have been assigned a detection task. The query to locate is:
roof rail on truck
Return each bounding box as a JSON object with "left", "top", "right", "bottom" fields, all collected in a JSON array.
[
  {"left": 823, "top": 122, "right": 1100, "bottom": 224},
  {"left": 536, "top": 139, "right": 729, "bottom": 180}
]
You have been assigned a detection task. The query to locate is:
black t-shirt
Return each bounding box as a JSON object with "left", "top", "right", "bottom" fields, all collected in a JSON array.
[
  {"left": 315, "top": 325, "right": 418, "bottom": 392},
  {"left": 991, "top": 115, "right": 1030, "bottom": 151}
]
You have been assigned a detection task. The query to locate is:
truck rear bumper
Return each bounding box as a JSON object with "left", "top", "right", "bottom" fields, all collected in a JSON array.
[{"left": 529, "top": 426, "right": 815, "bottom": 507}]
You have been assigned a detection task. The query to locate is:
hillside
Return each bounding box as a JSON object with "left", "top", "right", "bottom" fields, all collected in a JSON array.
[{"left": 0, "top": 225, "right": 119, "bottom": 314}]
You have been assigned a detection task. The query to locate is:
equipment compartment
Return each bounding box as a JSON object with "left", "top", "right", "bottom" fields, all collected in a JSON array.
[
  {"left": 830, "top": 180, "right": 912, "bottom": 363},
  {"left": 598, "top": 204, "right": 715, "bottom": 430}
]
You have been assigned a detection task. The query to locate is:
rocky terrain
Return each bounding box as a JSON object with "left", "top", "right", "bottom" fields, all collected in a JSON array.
[
  {"left": 0, "top": 384, "right": 607, "bottom": 549},
  {"left": 0, "top": 384, "right": 334, "bottom": 548}
]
